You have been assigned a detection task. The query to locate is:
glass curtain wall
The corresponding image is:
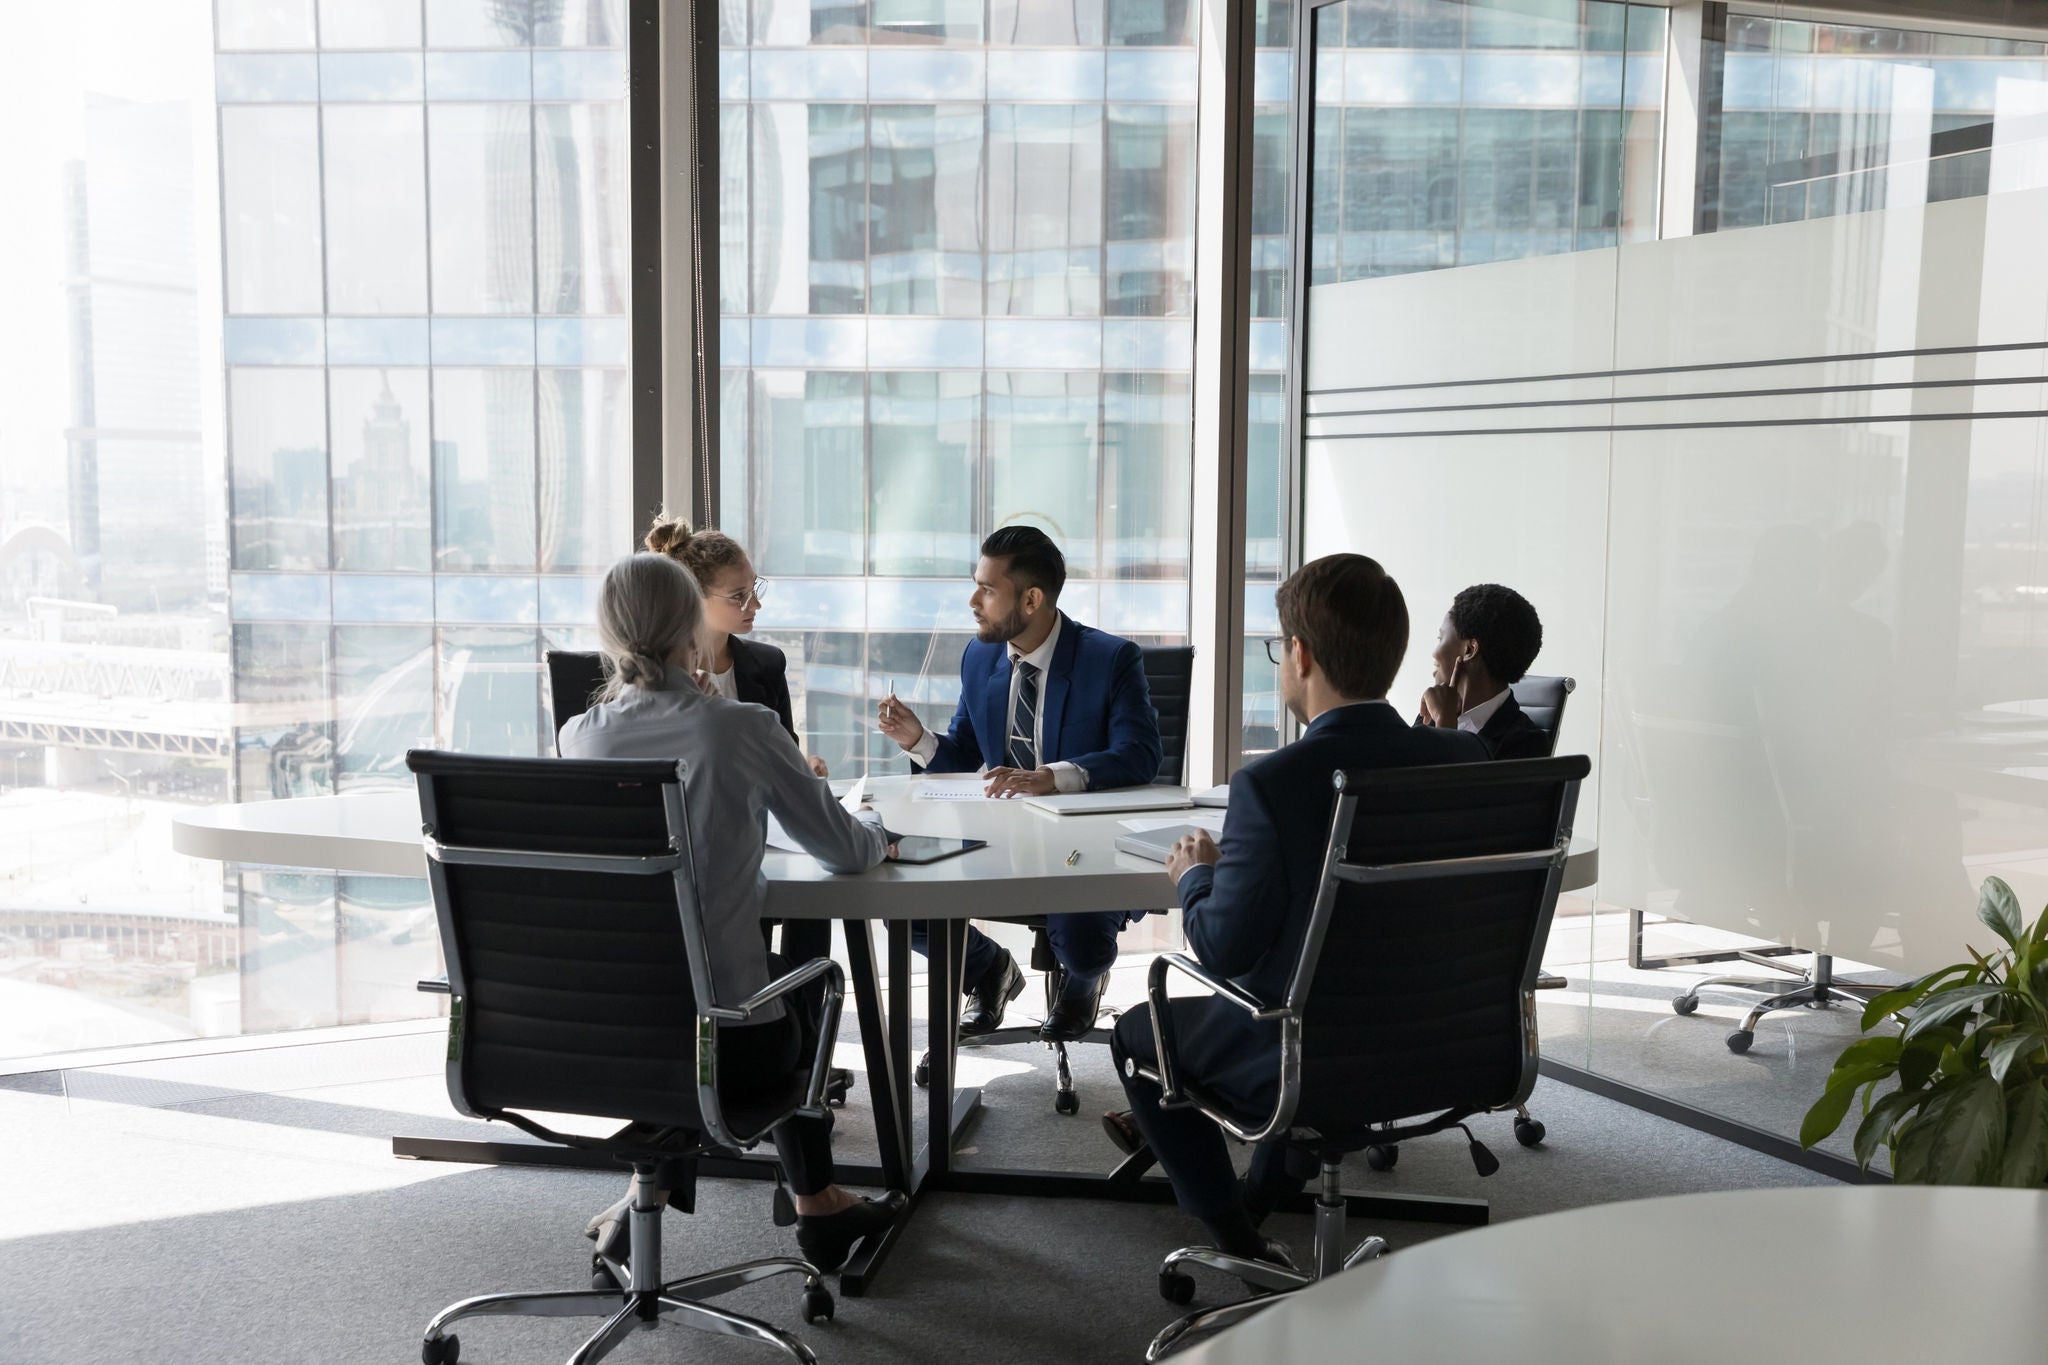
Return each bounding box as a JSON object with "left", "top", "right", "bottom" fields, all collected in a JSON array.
[
  {"left": 0, "top": 0, "right": 632, "bottom": 1062},
  {"left": 1298, "top": 0, "right": 2048, "bottom": 1166},
  {"left": 719, "top": 1, "right": 1200, "bottom": 776}
]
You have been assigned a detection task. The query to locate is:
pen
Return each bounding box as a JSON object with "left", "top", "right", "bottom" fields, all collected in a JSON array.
[{"left": 1065, "top": 849, "right": 1080, "bottom": 866}]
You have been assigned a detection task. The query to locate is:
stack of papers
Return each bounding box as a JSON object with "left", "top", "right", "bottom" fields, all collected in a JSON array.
[
  {"left": 1119, "top": 811, "right": 1225, "bottom": 835},
  {"left": 912, "top": 782, "right": 989, "bottom": 802}
]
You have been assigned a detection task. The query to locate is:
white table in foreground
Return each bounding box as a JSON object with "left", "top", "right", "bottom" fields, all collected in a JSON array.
[
  {"left": 170, "top": 774, "right": 1598, "bottom": 912},
  {"left": 1173, "top": 1186, "right": 2048, "bottom": 1365}
]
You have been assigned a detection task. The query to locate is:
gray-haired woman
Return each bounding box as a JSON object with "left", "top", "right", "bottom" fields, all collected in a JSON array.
[{"left": 559, "top": 552, "right": 902, "bottom": 1269}]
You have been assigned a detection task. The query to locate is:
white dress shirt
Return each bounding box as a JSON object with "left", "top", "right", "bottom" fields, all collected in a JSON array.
[
  {"left": 558, "top": 666, "right": 888, "bottom": 1019},
  {"left": 1459, "top": 687, "right": 1512, "bottom": 736},
  {"left": 908, "top": 613, "right": 1088, "bottom": 793}
]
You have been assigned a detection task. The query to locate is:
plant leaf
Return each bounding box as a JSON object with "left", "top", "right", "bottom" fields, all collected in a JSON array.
[
  {"left": 2000, "top": 1081, "right": 2048, "bottom": 1188},
  {"left": 1893, "top": 1109, "right": 1939, "bottom": 1183},
  {"left": 1853, "top": 1087, "right": 1925, "bottom": 1171},
  {"left": 1899, "top": 1030, "right": 1961, "bottom": 1090},
  {"left": 1802, "top": 1064, "right": 1893, "bottom": 1148},
  {"left": 1979, "top": 877, "right": 2025, "bottom": 949},
  {"left": 1923, "top": 1075, "right": 2007, "bottom": 1185},
  {"left": 1831, "top": 1035, "right": 1903, "bottom": 1071},
  {"left": 1900, "top": 985, "right": 2008, "bottom": 1042},
  {"left": 1863, "top": 967, "right": 1969, "bottom": 1030},
  {"left": 1986, "top": 1031, "right": 2046, "bottom": 1086}
]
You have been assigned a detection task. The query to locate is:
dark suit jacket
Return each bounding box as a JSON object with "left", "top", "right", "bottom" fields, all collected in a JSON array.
[
  {"left": 1476, "top": 692, "right": 1552, "bottom": 760},
  {"left": 921, "top": 612, "right": 1163, "bottom": 790},
  {"left": 728, "top": 635, "right": 799, "bottom": 748},
  {"left": 1173, "top": 703, "right": 1488, "bottom": 1111},
  {"left": 1412, "top": 691, "right": 1553, "bottom": 761}
]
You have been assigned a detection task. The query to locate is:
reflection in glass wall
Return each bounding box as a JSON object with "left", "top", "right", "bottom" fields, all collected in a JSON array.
[
  {"left": 1298, "top": 0, "right": 2048, "bottom": 1164},
  {"left": 1706, "top": 14, "right": 2048, "bottom": 231},
  {"left": 723, "top": 8, "right": 1198, "bottom": 766}
]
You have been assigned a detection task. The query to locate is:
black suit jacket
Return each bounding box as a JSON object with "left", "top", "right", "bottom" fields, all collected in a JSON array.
[
  {"left": 1173, "top": 703, "right": 1488, "bottom": 1112},
  {"left": 1476, "top": 692, "right": 1552, "bottom": 760},
  {"left": 728, "top": 635, "right": 799, "bottom": 748}
]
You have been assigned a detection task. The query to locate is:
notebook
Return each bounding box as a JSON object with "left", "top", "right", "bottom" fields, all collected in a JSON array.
[
  {"left": 1023, "top": 789, "right": 1194, "bottom": 817},
  {"left": 1113, "top": 823, "right": 1209, "bottom": 863}
]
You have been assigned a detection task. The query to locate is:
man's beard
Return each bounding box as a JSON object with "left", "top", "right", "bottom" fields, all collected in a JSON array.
[{"left": 976, "top": 606, "right": 1028, "bottom": 644}]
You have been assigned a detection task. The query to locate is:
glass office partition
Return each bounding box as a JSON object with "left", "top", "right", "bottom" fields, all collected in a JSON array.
[
  {"left": 720, "top": 1, "right": 1200, "bottom": 777},
  {"left": 1295, "top": 0, "right": 2048, "bottom": 1168}
]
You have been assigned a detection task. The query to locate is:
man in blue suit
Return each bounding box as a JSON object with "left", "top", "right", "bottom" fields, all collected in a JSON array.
[
  {"left": 1109, "top": 554, "right": 1487, "bottom": 1267},
  {"left": 878, "top": 526, "right": 1163, "bottom": 1041}
]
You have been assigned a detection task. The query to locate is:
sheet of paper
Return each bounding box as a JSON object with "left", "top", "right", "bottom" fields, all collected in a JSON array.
[
  {"left": 839, "top": 773, "right": 868, "bottom": 812},
  {"left": 1119, "top": 812, "right": 1224, "bottom": 835},
  {"left": 764, "top": 812, "right": 807, "bottom": 852},
  {"left": 912, "top": 783, "right": 989, "bottom": 802}
]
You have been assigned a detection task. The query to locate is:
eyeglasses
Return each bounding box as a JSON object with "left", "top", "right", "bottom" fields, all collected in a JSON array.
[
  {"left": 709, "top": 578, "right": 769, "bottom": 609},
  {"left": 1263, "top": 636, "right": 1290, "bottom": 666}
]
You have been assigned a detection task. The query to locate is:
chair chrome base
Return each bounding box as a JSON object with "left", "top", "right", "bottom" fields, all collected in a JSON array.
[
  {"left": 420, "top": 1172, "right": 828, "bottom": 1365},
  {"left": 1672, "top": 953, "right": 1887, "bottom": 1053},
  {"left": 919, "top": 958, "right": 1117, "bottom": 1115},
  {"left": 1146, "top": 1163, "right": 1390, "bottom": 1361}
]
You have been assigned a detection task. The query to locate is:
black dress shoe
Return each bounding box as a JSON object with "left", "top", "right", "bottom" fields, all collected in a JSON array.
[
  {"left": 826, "top": 1066, "right": 855, "bottom": 1107},
  {"left": 795, "top": 1191, "right": 908, "bottom": 1271},
  {"left": 959, "top": 949, "right": 1025, "bottom": 1037},
  {"left": 1038, "top": 970, "right": 1108, "bottom": 1042}
]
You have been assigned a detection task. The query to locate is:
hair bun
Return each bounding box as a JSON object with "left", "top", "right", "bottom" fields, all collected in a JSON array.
[{"left": 644, "top": 513, "right": 695, "bottom": 557}]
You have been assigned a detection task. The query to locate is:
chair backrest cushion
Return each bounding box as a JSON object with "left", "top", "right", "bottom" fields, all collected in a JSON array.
[
  {"left": 1141, "top": 645, "right": 1196, "bottom": 785},
  {"left": 409, "top": 750, "right": 708, "bottom": 1129},
  {"left": 1509, "top": 674, "right": 1573, "bottom": 754},
  {"left": 545, "top": 650, "right": 608, "bottom": 750},
  {"left": 1292, "top": 757, "right": 1586, "bottom": 1134}
]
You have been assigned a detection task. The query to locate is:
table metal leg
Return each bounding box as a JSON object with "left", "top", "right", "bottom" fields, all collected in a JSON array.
[
  {"left": 844, "top": 919, "right": 909, "bottom": 1187},
  {"left": 924, "top": 917, "right": 964, "bottom": 1179}
]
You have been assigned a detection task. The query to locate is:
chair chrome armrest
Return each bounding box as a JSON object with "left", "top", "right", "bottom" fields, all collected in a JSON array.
[
  {"left": 1145, "top": 953, "right": 1291, "bottom": 1121},
  {"left": 697, "top": 956, "right": 847, "bottom": 1147}
]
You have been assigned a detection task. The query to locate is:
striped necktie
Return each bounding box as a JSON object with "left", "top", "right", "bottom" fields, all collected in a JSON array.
[{"left": 1008, "top": 660, "right": 1040, "bottom": 770}]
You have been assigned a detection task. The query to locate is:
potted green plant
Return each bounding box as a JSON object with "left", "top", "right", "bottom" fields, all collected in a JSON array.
[{"left": 1800, "top": 876, "right": 2048, "bottom": 1186}]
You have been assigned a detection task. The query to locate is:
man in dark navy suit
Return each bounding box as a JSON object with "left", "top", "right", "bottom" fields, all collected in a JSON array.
[
  {"left": 878, "top": 526, "right": 1163, "bottom": 1041},
  {"left": 1109, "top": 554, "right": 1486, "bottom": 1267},
  {"left": 1416, "top": 583, "right": 1550, "bottom": 760}
]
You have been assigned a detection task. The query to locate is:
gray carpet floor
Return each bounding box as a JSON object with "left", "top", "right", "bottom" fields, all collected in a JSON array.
[{"left": 0, "top": 1021, "right": 1834, "bottom": 1365}]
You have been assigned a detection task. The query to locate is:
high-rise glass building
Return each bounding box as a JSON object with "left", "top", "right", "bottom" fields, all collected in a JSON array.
[{"left": 209, "top": 0, "right": 633, "bottom": 1031}]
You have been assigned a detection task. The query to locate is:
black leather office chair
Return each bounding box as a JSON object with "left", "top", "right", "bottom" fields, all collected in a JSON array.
[
  {"left": 546, "top": 649, "right": 608, "bottom": 752},
  {"left": 1136, "top": 756, "right": 1588, "bottom": 1360},
  {"left": 407, "top": 751, "right": 839, "bottom": 1365},
  {"left": 1511, "top": 674, "right": 1574, "bottom": 750},
  {"left": 916, "top": 645, "right": 1196, "bottom": 1114}
]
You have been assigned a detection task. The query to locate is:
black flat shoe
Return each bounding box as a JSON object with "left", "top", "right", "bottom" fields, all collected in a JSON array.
[
  {"left": 795, "top": 1192, "right": 908, "bottom": 1272},
  {"left": 1101, "top": 1109, "right": 1143, "bottom": 1156},
  {"left": 959, "top": 951, "right": 1025, "bottom": 1037}
]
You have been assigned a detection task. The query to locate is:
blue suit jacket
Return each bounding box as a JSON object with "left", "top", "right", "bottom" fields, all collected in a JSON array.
[
  {"left": 1171, "top": 702, "right": 1489, "bottom": 1110},
  {"left": 922, "top": 613, "right": 1163, "bottom": 790}
]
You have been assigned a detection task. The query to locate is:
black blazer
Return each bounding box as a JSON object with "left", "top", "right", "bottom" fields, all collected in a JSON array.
[
  {"left": 728, "top": 635, "right": 799, "bottom": 748},
  {"left": 1175, "top": 703, "right": 1488, "bottom": 1110},
  {"left": 1475, "top": 692, "right": 1552, "bottom": 760}
]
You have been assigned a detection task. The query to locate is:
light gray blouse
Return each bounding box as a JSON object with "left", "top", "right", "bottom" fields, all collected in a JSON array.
[{"left": 558, "top": 666, "right": 887, "bottom": 1018}]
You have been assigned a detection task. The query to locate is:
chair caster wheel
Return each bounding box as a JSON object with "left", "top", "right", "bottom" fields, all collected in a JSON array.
[
  {"left": 1726, "top": 1030, "right": 1753, "bottom": 1054},
  {"left": 826, "top": 1069, "right": 851, "bottom": 1108},
  {"left": 913, "top": 1054, "right": 930, "bottom": 1089},
  {"left": 1159, "top": 1270, "right": 1196, "bottom": 1305},
  {"left": 1672, "top": 995, "right": 1698, "bottom": 1016},
  {"left": 422, "top": 1334, "right": 460, "bottom": 1365},
  {"left": 1054, "top": 1090, "right": 1080, "bottom": 1115},
  {"left": 590, "top": 1255, "right": 620, "bottom": 1291},
  {"left": 1514, "top": 1117, "right": 1546, "bottom": 1147},
  {"left": 1364, "top": 1143, "right": 1398, "bottom": 1171},
  {"left": 801, "top": 1286, "right": 835, "bottom": 1323}
]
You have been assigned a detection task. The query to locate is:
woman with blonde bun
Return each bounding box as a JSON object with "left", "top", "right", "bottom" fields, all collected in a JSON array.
[
  {"left": 559, "top": 553, "right": 903, "bottom": 1272},
  {"left": 644, "top": 514, "right": 829, "bottom": 779}
]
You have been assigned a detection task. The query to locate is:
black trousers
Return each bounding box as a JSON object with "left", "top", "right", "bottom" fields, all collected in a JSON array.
[
  {"left": 1111, "top": 1001, "right": 1301, "bottom": 1222},
  {"left": 719, "top": 951, "right": 834, "bottom": 1196},
  {"left": 761, "top": 918, "right": 834, "bottom": 1017},
  {"left": 910, "top": 909, "right": 1127, "bottom": 986}
]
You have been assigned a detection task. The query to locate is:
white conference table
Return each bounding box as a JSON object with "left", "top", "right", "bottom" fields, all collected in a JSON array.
[
  {"left": 1174, "top": 1186, "right": 2048, "bottom": 1364},
  {"left": 171, "top": 774, "right": 1597, "bottom": 1294}
]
